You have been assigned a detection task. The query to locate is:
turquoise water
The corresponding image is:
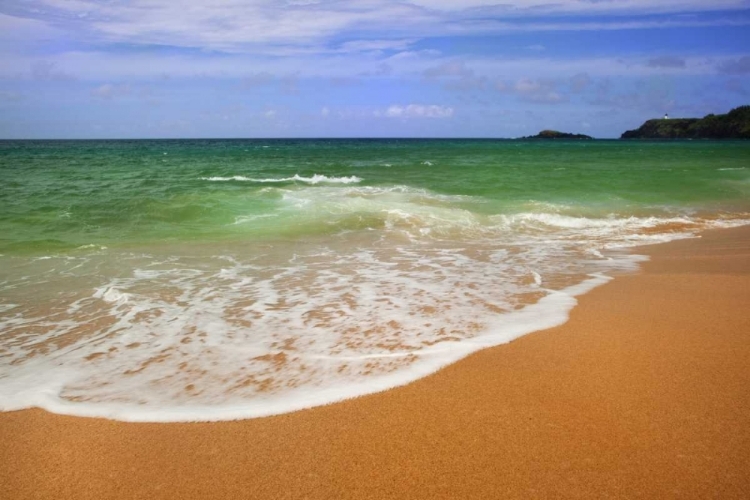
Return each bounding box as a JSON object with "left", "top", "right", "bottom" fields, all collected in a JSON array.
[
  {"left": 2, "top": 139, "right": 749, "bottom": 253},
  {"left": 1, "top": 139, "right": 749, "bottom": 421}
]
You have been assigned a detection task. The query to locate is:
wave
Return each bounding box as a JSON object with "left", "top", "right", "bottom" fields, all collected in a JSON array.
[
  {"left": 0, "top": 236, "right": 627, "bottom": 422},
  {"left": 230, "top": 182, "right": 750, "bottom": 245},
  {"left": 497, "top": 212, "right": 695, "bottom": 230},
  {"left": 1, "top": 215, "right": 747, "bottom": 422},
  {"left": 201, "top": 174, "right": 362, "bottom": 184},
  {"left": 2, "top": 182, "right": 748, "bottom": 422}
]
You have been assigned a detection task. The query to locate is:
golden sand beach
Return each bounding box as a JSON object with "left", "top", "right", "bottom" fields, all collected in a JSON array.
[{"left": 2, "top": 225, "right": 749, "bottom": 499}]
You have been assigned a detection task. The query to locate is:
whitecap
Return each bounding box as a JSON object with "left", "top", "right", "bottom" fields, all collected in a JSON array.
[{"left": 201, "top": 174, "right": 361, "bottom": 184}]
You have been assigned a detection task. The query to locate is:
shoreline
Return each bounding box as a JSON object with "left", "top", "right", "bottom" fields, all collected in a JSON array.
[{"left": 2, "top": 225, "right": 750, "bottom": 499}]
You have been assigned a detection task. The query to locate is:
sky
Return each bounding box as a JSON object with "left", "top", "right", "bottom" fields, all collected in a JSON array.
[{"left": 0, "top": 1, "right": 749, "bottom": 138}]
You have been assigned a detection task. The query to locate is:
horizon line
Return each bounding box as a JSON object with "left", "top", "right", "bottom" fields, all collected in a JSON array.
[{"left": 0, "top": 136, "right": 624, "bottom": 141}]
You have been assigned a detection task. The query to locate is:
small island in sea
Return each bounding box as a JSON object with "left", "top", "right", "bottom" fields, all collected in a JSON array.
[
  {"left": 520, "top": 129, "right": 594, "bottom": 140},
  {"left": 621, "top": 105, "right": 750, "bottom": 139}
]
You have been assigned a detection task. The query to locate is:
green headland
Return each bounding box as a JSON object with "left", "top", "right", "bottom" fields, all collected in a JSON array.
[{"left": 621, "top": 105, "right": 750, "bottom": 139}]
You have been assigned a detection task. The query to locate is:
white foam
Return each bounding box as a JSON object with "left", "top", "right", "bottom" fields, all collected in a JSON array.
[
  {"left": 531, "top": 271, "right": 543, "bottom": 286},
  {"left": 0, "top": 304, "right": 18, "bottom": 313},
  {"left": 232, "top": 214, "right": 278, "bottom": 225},
  {"left": 93, "top": 286, "right": 131, "bottom": 304},
  {"left": 1, "top": 194, "right": 748, "bottom": 422},
  {"left": 76, "top": 244, "right": 108, "bottom": 251},
  {"left": 497, "top": 212, "right": 693, "bottom": 230},
  {"left": 201, "top": 174, "right": 362, "bottom": 184},
  {"left": 0, "top": 251, "right": 652, "bottom": 421},
  {"left": 0, "top": 264, "right": 615, "bottom": 422}
]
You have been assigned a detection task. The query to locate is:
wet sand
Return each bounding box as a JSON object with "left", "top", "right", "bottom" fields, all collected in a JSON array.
[{"left": 2, "top": 225, "right": 749, "bottom": 499}]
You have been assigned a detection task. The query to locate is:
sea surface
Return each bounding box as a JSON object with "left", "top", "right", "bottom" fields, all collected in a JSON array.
[{"left": 1, "top": 139, "right": 749, "bottom": 421}]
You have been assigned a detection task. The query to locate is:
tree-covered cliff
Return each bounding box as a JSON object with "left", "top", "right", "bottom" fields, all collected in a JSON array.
[{"left": 621, "top": 106, "right": 750, "bottom": 139}]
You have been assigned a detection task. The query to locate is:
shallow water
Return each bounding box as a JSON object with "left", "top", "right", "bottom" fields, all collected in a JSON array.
[{"left": 1, "top": 139, "right": 749, "bottom": 421}]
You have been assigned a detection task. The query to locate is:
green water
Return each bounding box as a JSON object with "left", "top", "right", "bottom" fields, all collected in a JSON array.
[
  {"left": 0, "top": 139, "right": 748, "bottom": 421},
  {"left": 1, "top": 139, "right": 748, "bottom": 254}
]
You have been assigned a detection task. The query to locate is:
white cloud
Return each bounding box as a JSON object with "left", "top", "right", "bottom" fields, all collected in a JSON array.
[
  {"left": 0, "top": 49, "right": 729, "bottom": 85},
  {"left": 406, "top": 0, "right": 746, "bottom": 14},
  {"left": 10, "top": 1, "right": 431, "bottom": 51},
  {"left": 381, "top": 104, "right": 455, "bottom": 118},
  {"left": 1, "top": 1, "right": 747, "bottom": 55}
]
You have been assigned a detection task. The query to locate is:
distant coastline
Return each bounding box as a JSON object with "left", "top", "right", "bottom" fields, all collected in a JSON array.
[
  {"left": 520, "top": 130, "right": 594, "bottom": 140},
  {"left": 2, "top": 103, "right": 750, "bottom": 142},
  {"left": 516, "top": 105, "right": 750, "bottom": 141},
  {"left": 621, "top": 105, "right": 750, "bottom": 139}
]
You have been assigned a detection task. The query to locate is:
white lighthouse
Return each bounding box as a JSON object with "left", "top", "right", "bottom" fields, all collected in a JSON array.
[{"left": 664, "top": 113, "right": 669, "bottom": 120}]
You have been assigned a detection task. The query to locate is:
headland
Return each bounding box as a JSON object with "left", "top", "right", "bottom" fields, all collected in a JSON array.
[{"left": 622, "top": 105, "right": 750, "bottom": 139}]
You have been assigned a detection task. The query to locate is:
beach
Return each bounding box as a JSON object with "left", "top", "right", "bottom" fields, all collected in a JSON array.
[
  {"left": 2, "top": 224, "right": 749, "bottom": 499},
  {"left": 2, "top": 0, "right": 750, "bottom": 496}
]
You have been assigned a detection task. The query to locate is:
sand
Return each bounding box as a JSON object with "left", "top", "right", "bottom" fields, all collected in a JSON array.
[{"left": 2, "top": 226, "right": 749, "bottom": 499}]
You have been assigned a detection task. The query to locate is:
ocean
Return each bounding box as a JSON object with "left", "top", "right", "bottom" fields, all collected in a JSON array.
[{"left": 1, "top": 139, "right": 748, "bottom": 421}]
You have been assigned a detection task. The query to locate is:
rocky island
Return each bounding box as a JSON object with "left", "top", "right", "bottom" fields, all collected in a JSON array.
[
  {"left": 521, "top": 130, "right": 593, "bottom": 140},
  {"left": 621, "top": 105, "right": 750, "bottom": 139}
]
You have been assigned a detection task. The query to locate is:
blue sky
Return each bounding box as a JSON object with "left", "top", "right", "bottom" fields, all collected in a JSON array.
[{"left": 0, "top": 0, "right": 749, "bottom": 138}]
